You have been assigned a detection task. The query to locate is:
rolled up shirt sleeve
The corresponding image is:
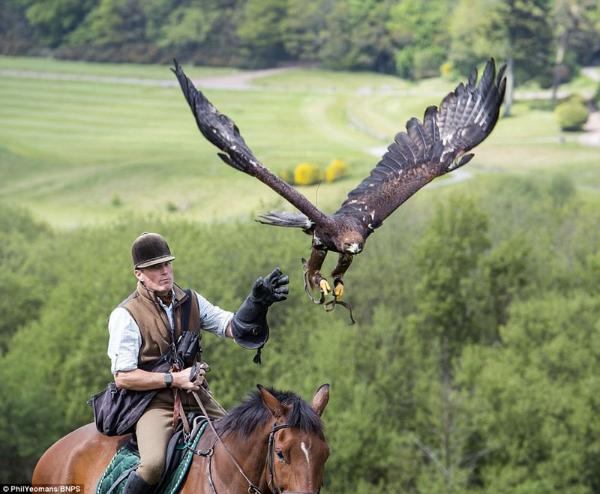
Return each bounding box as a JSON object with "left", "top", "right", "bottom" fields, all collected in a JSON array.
[
  {"left": 195, "top": 292, "right": 233, "bottom": 338},
  {"left": 108, "top": 307, "right": 142, "bottom": 374}
]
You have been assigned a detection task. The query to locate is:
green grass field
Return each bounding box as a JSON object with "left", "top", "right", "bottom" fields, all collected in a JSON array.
[{"left": 1, "top": 56, "right": 598, "bottom": 227}]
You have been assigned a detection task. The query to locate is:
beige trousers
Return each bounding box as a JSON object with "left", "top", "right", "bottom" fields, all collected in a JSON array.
[{"left": 135, "top": 386, "right": 226, "bottom": 484}]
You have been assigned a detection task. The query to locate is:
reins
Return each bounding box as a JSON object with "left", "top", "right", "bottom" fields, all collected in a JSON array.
[{"left": 189, "top": 393, "right": 318, "bottom": 494}]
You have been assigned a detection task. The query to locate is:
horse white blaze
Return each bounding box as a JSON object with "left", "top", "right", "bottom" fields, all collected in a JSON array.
[{"left": 300, "top": 441, "right": 310, "bottom": 467}]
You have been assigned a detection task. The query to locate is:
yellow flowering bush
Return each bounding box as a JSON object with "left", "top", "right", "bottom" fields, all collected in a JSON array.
[
  {"left": 440, "top": 61, "right": 454, "bottom": 79},
  {"left": 294, "top": 162, "right": 321, "bottom": 186},
  {"left": 324, "top": 159, "right": 348, "bottom": 183}
]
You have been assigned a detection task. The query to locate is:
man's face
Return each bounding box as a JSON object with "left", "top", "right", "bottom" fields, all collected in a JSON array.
[{"left": 135, "top": 261, "right": 174, "bottom": 294}]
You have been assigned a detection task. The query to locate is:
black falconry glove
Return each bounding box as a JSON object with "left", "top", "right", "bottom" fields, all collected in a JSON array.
[{"left": 232, "top": 267, "right": 289, "bottom": 363}]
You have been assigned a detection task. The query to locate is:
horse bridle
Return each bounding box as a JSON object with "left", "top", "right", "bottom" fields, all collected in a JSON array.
[
  {"left": 191, "top": 391, "right": 319, "bottom": 494},
  {"left": 267, "top": 422, "right": 320, "bottom": 494}
]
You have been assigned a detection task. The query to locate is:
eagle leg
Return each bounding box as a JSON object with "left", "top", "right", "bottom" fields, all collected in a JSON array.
[
  {"left": 331, "top": 253, "right": 353, "bottom": 300},
  {"left": 305, "top": 247, "right": 331, "bottom": 298}
]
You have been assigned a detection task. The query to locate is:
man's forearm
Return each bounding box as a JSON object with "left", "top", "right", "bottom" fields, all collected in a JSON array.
[
  {"left": 115, "top": 366, "right": 204, "bottom": 391},
  {"left": 114, "top": 369, "right": 168, "bottom": 391}
]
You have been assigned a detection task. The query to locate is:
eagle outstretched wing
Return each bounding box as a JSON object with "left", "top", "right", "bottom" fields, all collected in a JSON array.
[
  {"left": 335, "top": 59, "right": 506, "bottom": 234},
  {"left": 172, "top": 60, "right": 333, "bottom": 229}
]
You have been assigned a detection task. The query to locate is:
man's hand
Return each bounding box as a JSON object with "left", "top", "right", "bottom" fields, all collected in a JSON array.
[
  {"left": 231, "top": 268, "right": 289, "bottom": 355},
  {"left": 251, "top": 267, "right": 289, "bottom": 306},
  {"left": 173, "top": 364, "right": 208, "bottom": 392}
]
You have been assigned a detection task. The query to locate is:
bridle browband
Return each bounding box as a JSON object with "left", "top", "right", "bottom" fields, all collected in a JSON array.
[
  {"left": 267, "top": 422, "right": 318, "bottom": 494},
  {"left": 191, "top": 391, "right": 319, "bottom": 494}
]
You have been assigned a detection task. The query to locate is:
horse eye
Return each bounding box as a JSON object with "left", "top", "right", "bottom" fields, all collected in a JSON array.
[{"left": 276, "top": 450, "right": 285, "bottom": 462}]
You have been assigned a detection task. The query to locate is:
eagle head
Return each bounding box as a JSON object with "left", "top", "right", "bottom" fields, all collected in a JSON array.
[
  {"left": 344, "top": 241, "right": 363, "bottom": 254},
  {"left": 312, "top": 226, "right": 361, "bottom": 254},
  {"left": 338, "top": 227, "right": 365, "bottom": 254},
  {"left": 313, "top": 216, "right": 366, "bottom": 254}
]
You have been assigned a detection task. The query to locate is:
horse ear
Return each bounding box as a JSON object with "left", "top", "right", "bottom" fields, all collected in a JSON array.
[
  {"left": 311, "top": 383, "right": 330, "bottom": 416},
  {"left": 257, "top": 384, "right": 287, "bottom": 418}
]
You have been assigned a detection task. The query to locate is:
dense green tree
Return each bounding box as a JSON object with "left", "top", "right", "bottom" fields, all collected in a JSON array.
[
  {"left": 554, "top": 0, "right": 600, "bottom": 69},
  {"left": 0, "top": 204, "right": 50, "bottom": 355},
  {"left": 459, "top": 292, "right": 600, "bottom": 493},
  {"left": 14, "top": 0, "right": 98, "bottom": 47},
  {"left": 283, "top": 0, "right": 398, "bottom": 72},
  {"left": 318, "top": 0, "right": 396, "bottom": 72},
  {"left": 401, "top": 196, "right": 492, "bottom": 493},
  {"left": 280, "top": 0, "right": 329, "bottom": 63},
  {"left": 387, "top": 0, "right": 453, "bottom": 79},
  {"left": 450, "top": 0, "right": 554, "bottom": 115},
  {"left": 69, "top": 0, "right": 148, "bottom": 46},
  {"left": 236, "top": 0, "right": 288, "bottom": 67},
  {"left": 153, "top": 0, "right": 243, "bottom": 66},
  {"left": 0, "top": 1, "right": 38, "bottom": 54}
]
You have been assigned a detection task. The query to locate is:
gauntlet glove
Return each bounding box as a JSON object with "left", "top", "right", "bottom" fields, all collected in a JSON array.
[{"left": 231, "top": 267, "right": 289, "bottom": 362}]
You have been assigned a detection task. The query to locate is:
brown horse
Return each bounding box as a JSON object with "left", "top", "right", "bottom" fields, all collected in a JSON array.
[{"left": 33, "top": 384, "right": 330, "bottom": 494}]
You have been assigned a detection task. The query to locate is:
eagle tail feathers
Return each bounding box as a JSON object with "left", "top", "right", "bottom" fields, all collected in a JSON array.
[{"left": 256, "top": 211, "right": 314, "bottom": 232}]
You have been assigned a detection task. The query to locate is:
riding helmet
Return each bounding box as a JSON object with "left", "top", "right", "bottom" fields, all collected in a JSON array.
[{"left": 131, "top": 232, "right": 175, "bottom": 269}]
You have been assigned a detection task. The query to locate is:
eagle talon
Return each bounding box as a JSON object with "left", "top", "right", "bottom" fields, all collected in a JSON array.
[
  {"left": 319, "top": 279, "right": 331, "bottom": 295},
  {"left": 302, "top": 258, "right": 327, "bottom": 305},
  {"left": 334, "top": 281, "right": 344, "bottom": 300}
]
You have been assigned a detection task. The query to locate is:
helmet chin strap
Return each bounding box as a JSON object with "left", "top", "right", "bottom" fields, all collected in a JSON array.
[
  {"left": 139, "top": 277, "right": 169, "bottom": 292},
  {"left": 139, "top": 279, "right": 173, "bottom": 305}
]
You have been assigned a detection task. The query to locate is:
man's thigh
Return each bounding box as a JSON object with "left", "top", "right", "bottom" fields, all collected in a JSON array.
[{"left": 135, "top": 402, "right": 173, "bottom": 483}]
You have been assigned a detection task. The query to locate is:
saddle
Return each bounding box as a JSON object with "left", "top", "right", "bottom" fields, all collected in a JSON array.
[{"left": 96, "top": 414, "right": 209, "bottom": 494}]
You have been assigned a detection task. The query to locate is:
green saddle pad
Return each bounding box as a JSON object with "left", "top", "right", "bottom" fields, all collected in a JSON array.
[{"left": 96, "top": 420, "right": 208, "bottom": 494}]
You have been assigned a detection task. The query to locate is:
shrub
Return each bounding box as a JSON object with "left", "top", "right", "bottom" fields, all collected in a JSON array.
[
  {"left": 394, "top": 49, "right": 414, "bottom": 79},
  {"left": 111, "top": 194, "right": 122, "bottom": 207},
  {"left": 555, "top": 97, "right": 589, "bottom": 131},
  {"left": 294, "top": 162, "right": 321, "bottom": 186},
  {"left": 440, "top": 61, "right": 454, "bottom": 79},
  {"left": 413, "top": 47, "right": 445, "bottom": 79},
  {"left": 324, "top": 159, "right": 348, "bottom": 183}
]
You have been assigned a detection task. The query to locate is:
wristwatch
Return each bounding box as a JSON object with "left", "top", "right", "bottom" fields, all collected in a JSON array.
[{"left": 163, "top": 372, "right": 173, "bottom": 388}]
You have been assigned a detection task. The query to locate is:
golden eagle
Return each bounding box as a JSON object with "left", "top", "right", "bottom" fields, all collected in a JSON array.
[{"left": 173, "top": 59, "right": 506, "bottom": 306}]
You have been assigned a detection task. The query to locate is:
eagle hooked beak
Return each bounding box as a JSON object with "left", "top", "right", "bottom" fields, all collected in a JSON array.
[{"left": 345, "top": 242, "right": 363, "bottom": 254}]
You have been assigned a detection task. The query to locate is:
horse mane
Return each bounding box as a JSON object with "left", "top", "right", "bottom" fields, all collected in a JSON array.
[{"left": 216, "top": 388, "right": 324, "bottom": 439}]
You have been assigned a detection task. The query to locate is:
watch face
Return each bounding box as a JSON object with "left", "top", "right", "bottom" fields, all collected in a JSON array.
[{"left": 164, "top": 373, "right": 173, "bottom": 386}]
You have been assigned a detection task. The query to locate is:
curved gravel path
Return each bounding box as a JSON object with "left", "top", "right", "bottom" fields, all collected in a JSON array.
[{"left": 0, "top": 66, "right": 292, "bottom": 89}]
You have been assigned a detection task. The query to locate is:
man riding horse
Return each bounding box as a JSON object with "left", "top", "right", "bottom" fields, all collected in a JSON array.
[{"left": 107, "top": 232, "right": 289, "bottom": 494}]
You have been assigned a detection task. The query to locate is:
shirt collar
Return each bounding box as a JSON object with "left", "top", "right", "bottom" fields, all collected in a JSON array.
[{"left": 156, "top": 289, "right": 176, "bottom": 310}]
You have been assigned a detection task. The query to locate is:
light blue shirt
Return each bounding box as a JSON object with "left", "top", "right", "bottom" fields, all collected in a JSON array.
[{"left": 107, "top": 291, "right": 233, "bottom": 374}]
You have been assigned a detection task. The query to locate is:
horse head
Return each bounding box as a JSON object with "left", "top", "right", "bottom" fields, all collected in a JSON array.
[
  {"left": 216, "top": 384, "right": 330, "bottom": 494},
  {"left": 258, "top": 384, "right": 330, "bottom": 494}
]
